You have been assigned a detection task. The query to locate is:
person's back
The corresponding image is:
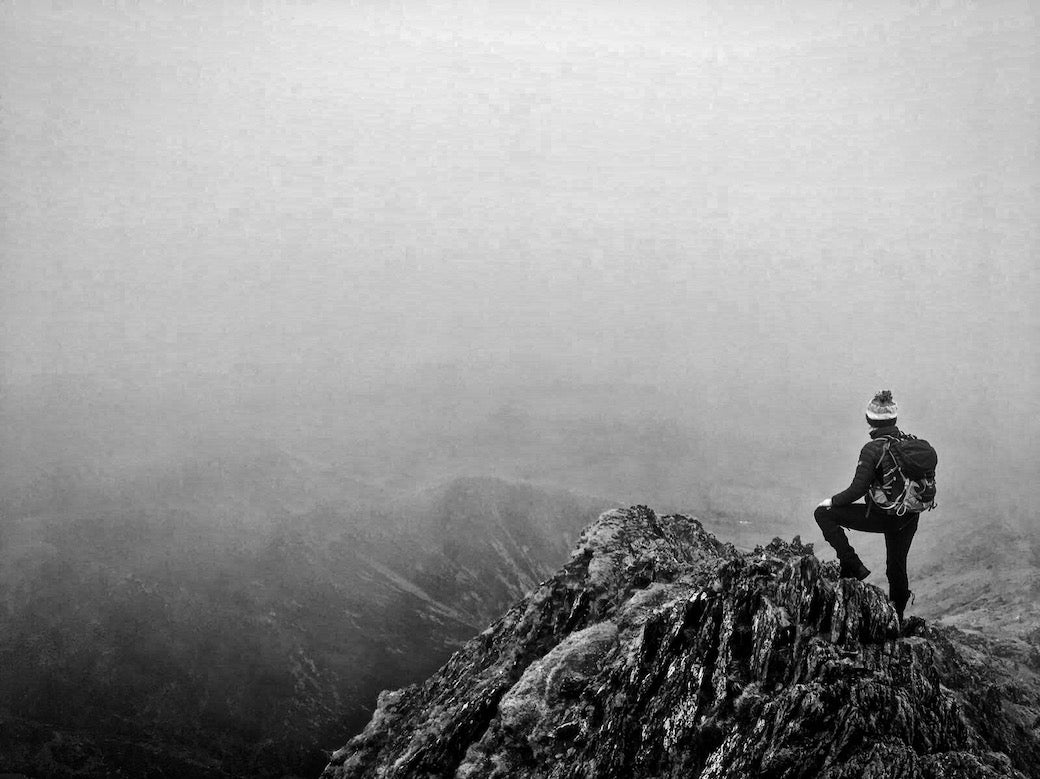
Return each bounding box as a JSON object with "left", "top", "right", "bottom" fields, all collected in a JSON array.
[{"left": 814, "top": 390, "right": 920, "bottom": 623}]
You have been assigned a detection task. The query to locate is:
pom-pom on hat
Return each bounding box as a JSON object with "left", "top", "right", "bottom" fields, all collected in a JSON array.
[{"left": 865, "top": 390, "right": 898, "bottom": 421}]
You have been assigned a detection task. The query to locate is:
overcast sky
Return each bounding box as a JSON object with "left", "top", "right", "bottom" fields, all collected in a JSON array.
[{"left": 2, "top": 1, "right": 1037, "bottom": 470}]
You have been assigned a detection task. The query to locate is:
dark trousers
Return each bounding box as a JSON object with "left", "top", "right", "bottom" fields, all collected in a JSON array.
[{"left": 814, "top": 503, "right": 918, "bottom": 611}]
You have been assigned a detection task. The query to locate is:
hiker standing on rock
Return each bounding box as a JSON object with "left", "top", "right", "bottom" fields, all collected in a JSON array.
[{"left": 814, "top": 390, "right": 937, "bottom": 623}]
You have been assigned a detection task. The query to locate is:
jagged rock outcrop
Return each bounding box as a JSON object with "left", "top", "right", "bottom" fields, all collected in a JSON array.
[{"left": 322, "top": 507, "right": 1040, "bottom": 779}]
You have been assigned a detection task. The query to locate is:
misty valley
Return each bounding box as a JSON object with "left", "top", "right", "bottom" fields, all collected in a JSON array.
[
  {"left": 0, "top": 434, "right": 605, "bottom": 776},
  {"left": 0, "top": 368, "right": 727, "bottom": 778},
  {"left": 2, "top": 368, "right": 1038, "bottom": 778}
]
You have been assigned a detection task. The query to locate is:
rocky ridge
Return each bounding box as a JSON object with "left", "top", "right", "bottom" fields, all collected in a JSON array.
[{"left": 322, "top": 506, "right": 1040, "bottom": 778}]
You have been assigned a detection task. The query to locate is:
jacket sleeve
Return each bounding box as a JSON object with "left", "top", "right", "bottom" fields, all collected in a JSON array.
[{"left": 830, "top": 442, "right": 880, "bottom": 507}]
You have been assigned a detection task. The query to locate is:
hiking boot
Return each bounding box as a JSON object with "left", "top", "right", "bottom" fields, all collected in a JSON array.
[
  {"left": 893, "top": 591, "right": 915, "bottom": 621},
  {"left": 900, "top": 615, "right": 926, "bottom": 637},
  {"left": 839, "top": 559, "right": 871, "bottom": 581}
]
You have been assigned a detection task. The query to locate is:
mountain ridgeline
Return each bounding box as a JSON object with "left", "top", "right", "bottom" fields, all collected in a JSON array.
[{"left": 324, "top": 507, "right": 1040, "bottom": 779}]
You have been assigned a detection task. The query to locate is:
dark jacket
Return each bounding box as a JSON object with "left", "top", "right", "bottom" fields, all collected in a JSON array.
[{"left": 830, "top": 424, "right": 903, "bottom": 509}]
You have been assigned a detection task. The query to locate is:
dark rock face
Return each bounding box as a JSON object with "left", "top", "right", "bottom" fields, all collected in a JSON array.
[{"left": 322, "top": 507, "right": 1040, "bottom": 779}]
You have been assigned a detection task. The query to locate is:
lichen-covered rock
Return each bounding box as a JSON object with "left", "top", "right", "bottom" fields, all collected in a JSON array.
[{"left": 321, "top": 507, "right": 1040, "bottom": 779}]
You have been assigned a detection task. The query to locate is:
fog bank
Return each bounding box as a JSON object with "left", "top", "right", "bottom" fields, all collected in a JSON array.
[{"left": 2, "top": 1, "right": 1037, "bottom": 530}]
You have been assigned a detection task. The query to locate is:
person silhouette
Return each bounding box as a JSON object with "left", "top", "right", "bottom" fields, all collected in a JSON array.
[{"left": 815, "top": 390, "right": 918, "bottom": 622}]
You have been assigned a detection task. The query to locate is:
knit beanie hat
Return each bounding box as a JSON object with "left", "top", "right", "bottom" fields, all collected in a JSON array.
[{"left": 865, "top": 390, "right": 898, "bottom": 423}]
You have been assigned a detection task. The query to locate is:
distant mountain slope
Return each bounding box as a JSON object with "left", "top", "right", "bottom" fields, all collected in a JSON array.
[
  {"left": 393, "top": 477, "right": 612, "bottom": 626},
  {"left": 915, "top": 522, "right": 1040, "bottom": 640},
  {"left": 0, "top": 476, "right": 609, "bottom": 779},
  {"left": 324, "top": 507, "right": 1040, "bottom": 779}
]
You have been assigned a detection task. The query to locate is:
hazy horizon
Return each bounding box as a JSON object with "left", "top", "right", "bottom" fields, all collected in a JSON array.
[{"left": 2, "top": 1, "right": 1037, "bottom": 530}]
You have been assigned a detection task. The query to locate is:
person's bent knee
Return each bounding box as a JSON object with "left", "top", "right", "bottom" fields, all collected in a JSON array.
[{"left": 814, "top": 505, "right": 831, "bottom": 524}]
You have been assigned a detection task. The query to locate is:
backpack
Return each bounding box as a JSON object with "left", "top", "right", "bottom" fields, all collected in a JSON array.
[{"left": 868, "top": 433, "right": 938, "bottom": 516}]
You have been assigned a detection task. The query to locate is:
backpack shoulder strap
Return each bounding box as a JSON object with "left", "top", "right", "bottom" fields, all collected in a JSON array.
[{"left": 870, "top": 436, "right": 894, "bottom": 470}]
